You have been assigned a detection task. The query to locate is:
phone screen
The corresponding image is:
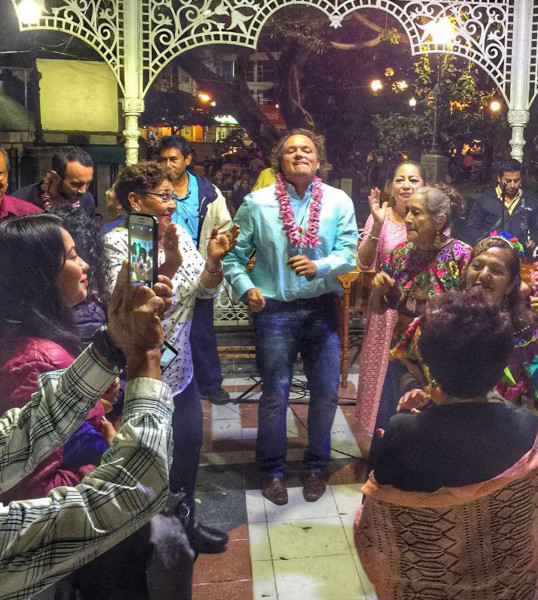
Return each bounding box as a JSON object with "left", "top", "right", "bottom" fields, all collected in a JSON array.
[
  {"left": 160, "top": 342, "right": 178, "bottom": 373},
  {"left": 129, "top": 218, "right": 156, "bottom": 287}
]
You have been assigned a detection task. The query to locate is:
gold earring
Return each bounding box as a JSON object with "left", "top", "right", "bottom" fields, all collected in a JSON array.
[{"left": 434, "top": 230, "right": 441, "bottom": 248}]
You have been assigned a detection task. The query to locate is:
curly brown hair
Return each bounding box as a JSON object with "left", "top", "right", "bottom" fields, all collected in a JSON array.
[
  {"left": 114, "top": 161, "right": 173, "bottom": 213},
  {"left": 270, "top": 128, "right": 330, "bottom": 175},
  {"left": 418, "top": 289, "right": 513, "bottom": 398}
]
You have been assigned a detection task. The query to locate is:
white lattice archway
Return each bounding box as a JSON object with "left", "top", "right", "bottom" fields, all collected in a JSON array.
[{"left": 10, "top": 0, "right": 538, "bottom": 162}]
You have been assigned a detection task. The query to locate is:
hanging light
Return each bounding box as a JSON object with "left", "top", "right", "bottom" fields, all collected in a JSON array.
[
  {"left": 409, "top": 97, "right": 417, "bottom": 108},
  {"left": 490, "top": 100, "right": 502, "bottom": 113},
  {"left": 427, "top": 17, "right": 456, "bottom": 47},
  {"left": 16, "top": 0, "right": 43, "bottom": 25},
  {"left": 370, "top": 79, "right": 383, "bottom": 93}
]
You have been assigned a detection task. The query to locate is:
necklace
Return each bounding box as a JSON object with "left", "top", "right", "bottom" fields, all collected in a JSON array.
[{"left": 276, "top": 172, "right": 323, "bottom": 248}]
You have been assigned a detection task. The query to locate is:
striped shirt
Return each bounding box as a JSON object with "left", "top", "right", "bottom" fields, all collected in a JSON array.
[{"left": 0, "top": 346, "right": 173, "bottom": 600}]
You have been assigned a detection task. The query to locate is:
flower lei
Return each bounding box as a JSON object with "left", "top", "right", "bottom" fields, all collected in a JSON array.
[{"left": 276, "top": 172, "right": 323, "bottom": 248}]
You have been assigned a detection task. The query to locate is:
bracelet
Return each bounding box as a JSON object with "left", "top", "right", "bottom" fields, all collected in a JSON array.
[
  {"left": 204, "top": 262, "right": 223, "bottom": 275},
  {"left": 367, "top": 232, "right": 380, "bottom": 241}
]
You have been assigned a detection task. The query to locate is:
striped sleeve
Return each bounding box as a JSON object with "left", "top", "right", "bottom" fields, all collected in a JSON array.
[{"left": 0, "top": 377, "right": 173, "bottom": 600}]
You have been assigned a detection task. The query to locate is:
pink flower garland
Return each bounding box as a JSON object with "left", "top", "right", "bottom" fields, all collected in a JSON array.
[{"left": 276, "top": 172, "right": 323, "bottom": 248}]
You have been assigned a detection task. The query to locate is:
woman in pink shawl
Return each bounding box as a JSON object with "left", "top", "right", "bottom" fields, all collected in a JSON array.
[
  {"left": 355, "top": 161, "right": 425, "bottom": 438},
  {"left": 355, "top": 290, "right": 538, "bottom": 599}
]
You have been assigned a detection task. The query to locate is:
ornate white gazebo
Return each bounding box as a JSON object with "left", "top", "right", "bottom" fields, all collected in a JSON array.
[{"left": 10, "top": 0, "right": 538, "bottom": 164}]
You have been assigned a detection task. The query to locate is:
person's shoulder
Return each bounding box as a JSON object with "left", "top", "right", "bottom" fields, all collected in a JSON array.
[
  {"left": 522, "top": 187, "right": 538, "bottom": 205},
  {"left": 320, "top": 182, "right": 352, "bottom": 202},
  {"left": 8, "top": 337, "right": 73, "bottom": 369},
  {"left": 2, "top": 194, "right": 42, "bottom": 216},
  {"left": 10, "top": 182, "right": 40, "bottom": 201},
  {"left": 449, "top": 238, "right": 472, "bottom": 254},
  {"left": 475, "top": 187, "right": 498, "bottom": 203},
  {"left": 103, "top": 225, "right": 128, "bottom": 245}
]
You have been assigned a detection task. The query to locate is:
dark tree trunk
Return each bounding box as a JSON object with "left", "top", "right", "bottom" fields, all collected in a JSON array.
[
  {"left": 176, "top": 50, "right": 280, "bottom": 156},
  {"left": 271, "top": 39, "right": 315, "bottom": 131}
]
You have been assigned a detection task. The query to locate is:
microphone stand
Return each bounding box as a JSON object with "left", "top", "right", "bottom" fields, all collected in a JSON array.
[{"left": 501, "top": 181, "right": 507, "bottom": 231}]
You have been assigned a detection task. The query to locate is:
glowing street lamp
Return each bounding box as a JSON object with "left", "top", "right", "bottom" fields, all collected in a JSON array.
[
  {"left": 370, "top": 79, "right": 383, "bottom": 93},
  {"left": 409, "top": 97, "right": 417, "bottom": 109},
  {"left": 16, "top": 0, "right": 43, "bottom": 24},
  {"left": 426, "top": 17, "right": 456, "bottom": 48},
  {"left": 490, "top": 99, "right": 502, "bottom": 113},
  {"left": 198, "top": 92, "right": 212, "bottom": 103},
  {"left": 428, "top": 17, "right": 456, "bottom": 153}
]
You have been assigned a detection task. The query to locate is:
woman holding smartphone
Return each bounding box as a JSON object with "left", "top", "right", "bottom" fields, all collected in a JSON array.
[{"left": 104, "top": 161, "right": 239, "bottom": 556}]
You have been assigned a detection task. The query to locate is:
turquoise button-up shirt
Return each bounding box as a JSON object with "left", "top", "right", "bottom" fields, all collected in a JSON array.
[
  {"left": 223, "top": 181, "right": 358, "bottom": 302},
  {"left": 172, "top": 172, "right": 200, "bottom": 245}
]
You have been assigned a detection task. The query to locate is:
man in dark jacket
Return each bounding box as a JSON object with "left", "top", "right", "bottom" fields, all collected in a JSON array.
[
  {"left": 159, "top": 136, "right": 231, "bottom": 406},
  {"left": 12, "top": 146, "right": 96, "bottom": 217},
  {"left": 466, "top": 158, "right": 538, "bottom": 252}
]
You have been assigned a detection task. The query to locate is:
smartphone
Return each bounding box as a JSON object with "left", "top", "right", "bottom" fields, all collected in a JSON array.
[
  {"left": 160, "top": 341, "right": 179, "bottom": 373},
  {"left": 128, "top": 213, "right": 159, "bottom": 288}
]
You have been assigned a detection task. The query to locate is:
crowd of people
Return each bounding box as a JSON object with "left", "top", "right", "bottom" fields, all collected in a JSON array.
[{"left": 1, "top": 131, "right": 538, "bottom": 599}]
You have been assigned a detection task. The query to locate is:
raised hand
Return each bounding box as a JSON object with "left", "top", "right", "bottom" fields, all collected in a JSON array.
[
  {"left": 159, "top": 223, "right": 182, "bottom": 279},
  {"left": 368, "top": 188, "right": 388, "bottom": 226},
  {"left": 207, "top": 224, "right": 240, "bottom": 263},
  {"left": 106, "top": 262, "right": 166, "bottom": 359}
]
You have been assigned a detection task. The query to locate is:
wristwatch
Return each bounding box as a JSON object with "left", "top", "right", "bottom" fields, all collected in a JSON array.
[{"left": 91, "top": 326, "right": 126, "bottom": 370}]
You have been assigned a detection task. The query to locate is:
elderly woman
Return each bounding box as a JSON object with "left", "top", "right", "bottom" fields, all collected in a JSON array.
[
  {"left": 104, "top": 161, "right": 239, "bottom": 554},
  {"left": 355, "top": 290, "right": 538, "bottom": 599},
  {"left": 368, "top": 185, "right": 471, "bottom": 467},
  {"left": 355, "top": 161, "right": 425, "bottom": 436},
  {"left": 395, "top": 232, "right": 538, "bottom": 412}
]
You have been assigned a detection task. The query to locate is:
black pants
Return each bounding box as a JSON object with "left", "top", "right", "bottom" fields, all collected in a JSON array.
[{"left": 189, "top": 298, "right": 223, "bottom": 396}]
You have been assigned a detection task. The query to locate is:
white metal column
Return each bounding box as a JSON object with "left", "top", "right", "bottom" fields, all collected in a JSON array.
[{"left": 507, "top": 0, "right": 533, "bottom": 161}]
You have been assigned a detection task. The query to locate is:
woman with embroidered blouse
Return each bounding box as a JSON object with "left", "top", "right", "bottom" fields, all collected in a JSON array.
[
  {"left": 355, "top": 161, "right": 425, "bottom": 438},
  {"left": 395, "top": 233, "right": 538, "bottom": 414},
  {"left": 367, "top": 185, "right": 471, "bottom": 468}
]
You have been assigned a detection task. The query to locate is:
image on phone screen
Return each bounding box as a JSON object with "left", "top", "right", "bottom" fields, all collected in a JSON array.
[
  {"left": 160, "top": 342, "right": 178, "bottom": 373},
  {"left": 129, "top": 221, "right": 155, "bottom": 287}
]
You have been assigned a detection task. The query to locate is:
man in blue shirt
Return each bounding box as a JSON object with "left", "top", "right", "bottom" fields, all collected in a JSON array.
[
  {"left": 223, "top": 129, "right": 358, "bottom": 505},
  {"left": 158, "top": 136, "right": 231, "bottom": 407}
]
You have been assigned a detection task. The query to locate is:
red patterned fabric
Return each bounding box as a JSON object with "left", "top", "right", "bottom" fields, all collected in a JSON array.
[{"left": 354, "top": 434, "right": 538, "bottom": 599}]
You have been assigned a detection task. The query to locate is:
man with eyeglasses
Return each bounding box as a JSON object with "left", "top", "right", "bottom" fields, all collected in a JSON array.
[
  {"left": 0, "top": 147, "right": 42, "bottom": 220},
  {"left": 158, "top": 136, "right": 232, "bottom": 407}
]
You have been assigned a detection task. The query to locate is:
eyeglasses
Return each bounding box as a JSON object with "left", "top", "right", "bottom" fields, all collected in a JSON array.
[{"left": 145, "top": 191, "right": 177, "bottom": 204}]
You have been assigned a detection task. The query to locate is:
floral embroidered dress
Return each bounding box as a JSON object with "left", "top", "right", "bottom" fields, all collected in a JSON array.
[
  {"left": 356, "top": 211, "right": 407, "bottom": 434},
  {"left": 393, "top": 318, "right": 538, "bottom": 412},
  {"left": 381, "top": 238, "right": 471, "bottom": 341}
]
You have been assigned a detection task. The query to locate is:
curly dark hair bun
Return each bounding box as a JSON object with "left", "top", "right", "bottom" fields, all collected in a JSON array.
[{"left": 418, "top": 289, "right": 513, "bottom": 398}]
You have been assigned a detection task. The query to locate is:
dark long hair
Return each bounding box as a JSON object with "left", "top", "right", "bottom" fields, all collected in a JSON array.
[
  {"left": 0, "top": 214, "right": 80, "bottom": 354},
  {"left": 49, "top": 204, "right": 110, "bottom": 300}
]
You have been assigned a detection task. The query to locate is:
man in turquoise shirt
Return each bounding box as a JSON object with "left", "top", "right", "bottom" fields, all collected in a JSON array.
[{"left": 223, "top": 129, "right": 357, "bottom": 505}]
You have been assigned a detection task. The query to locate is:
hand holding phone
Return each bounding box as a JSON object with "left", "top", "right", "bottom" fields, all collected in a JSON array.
[{"left": 128, "top": 214, "right": 159, "bottom": 288}]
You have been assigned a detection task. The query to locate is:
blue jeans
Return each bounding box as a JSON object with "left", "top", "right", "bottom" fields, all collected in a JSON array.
[{"left": 253, "top": 294, "right": 341, "bottom": 478}]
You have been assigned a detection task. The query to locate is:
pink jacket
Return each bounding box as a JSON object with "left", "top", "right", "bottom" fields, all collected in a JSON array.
[{"left": 0, "top": 332, "right": 105, "bottom": 501}]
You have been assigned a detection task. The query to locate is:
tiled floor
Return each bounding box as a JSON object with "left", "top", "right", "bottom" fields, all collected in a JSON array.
[{"left": 192, "top": 368, "right": 376, "bottom": 600}]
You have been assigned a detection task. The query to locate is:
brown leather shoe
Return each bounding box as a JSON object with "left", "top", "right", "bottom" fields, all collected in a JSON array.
[
  {"left": 303, "top": 471, "right": 326, "bottom": 502},
  {"left": 261, "top": 477, "right": 288, "bottom": 505}
]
